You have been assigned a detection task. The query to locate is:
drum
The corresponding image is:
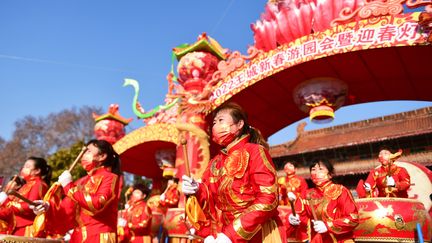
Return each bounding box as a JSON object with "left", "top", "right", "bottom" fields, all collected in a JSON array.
[
  {"left": 395, "top": 161, "right": 432, "bottom": 212},
  {"left": 147, "top": 194, "right": 166, "bottom": 237},
  {"left": 163, "top": 208, "right": 189, "bottom": 238},
  {"left": 354, "top": 197, "right": 432, "bottom": 242},
  {"left": 0, "top": 234, "right": 63, "bottom": 243},
  {"left": 151, "top": 211, "right": 164, "bottom": 237}
]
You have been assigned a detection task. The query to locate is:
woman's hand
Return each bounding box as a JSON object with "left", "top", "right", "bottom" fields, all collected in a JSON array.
[
  {"left": 288, "top": 213, "right": 300, "bottom": 226},
  {"left": 30, "top": 200, "right": 50, "bottom": 215},
  {"left": 312, "top": 220, "right": 328, "bottom": 233},
  {"left": 58, "top": 170, "right": 73, "bottom": 187}
]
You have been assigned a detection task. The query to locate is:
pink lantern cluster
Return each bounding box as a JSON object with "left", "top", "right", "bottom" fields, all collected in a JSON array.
[{"left": 251, "top": 0, "right": 364, "bottom": 51}]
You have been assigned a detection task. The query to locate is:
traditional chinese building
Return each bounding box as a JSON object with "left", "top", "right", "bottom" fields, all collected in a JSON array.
[{"left": 270, "top": 106, "right": 432, "bottom": 189}]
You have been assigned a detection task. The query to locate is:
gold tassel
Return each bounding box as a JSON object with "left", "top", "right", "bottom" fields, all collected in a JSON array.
[
  {"left": 262, "top": 219, "right": 282, "bottom": 243},
  {"left": 185, "top": 196, "right": 207, "bottom": 229}
]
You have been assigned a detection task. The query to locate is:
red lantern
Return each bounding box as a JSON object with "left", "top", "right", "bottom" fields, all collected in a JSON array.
[
  {"left": 93, "top": 104, "right": 132, "bottom": 144},
  {"left": 293, "top": 77, "right": 348, "bottom": 123},
  {"left": 177, "top": 51, "right": 219, "bottom": 95}
]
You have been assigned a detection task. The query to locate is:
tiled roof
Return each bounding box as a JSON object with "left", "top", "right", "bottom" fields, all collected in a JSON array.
[
  {"left": 277, "top": 151, "right": 432, "bottom": 178},
  {"left": 270, "top": 107, "right": 432, "bottom": 157}
]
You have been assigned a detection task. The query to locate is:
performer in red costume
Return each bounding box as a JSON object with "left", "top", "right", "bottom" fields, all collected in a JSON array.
[
  {"left": 182, "top": 102, "right": 286, "bottom": 243},
  {"left": 118, "top": 183, "right": 153, "bottom": 243},
  {"left": 0, "top": 176, "right": 25, "bottom": 234},
  {"left": 361, "top": 147, "right": 410, "bottom": 198},
  {"left": 288, "top": 158, "right": 359, "bottom": 243},
  {"left": 278, "top": 161, "right": 308, "bottom": 242},
  {"left": 278, "top": 161, "right": 308, "bottom": 205},
  {"left": 0, "top": 157, "right": 51, "bottom": 236},
  {"left": 159, "top": 167, "right": 180, "bottom": 208},
  {"left": 34, "top": 139, "right": 121, "bottom": 243}
]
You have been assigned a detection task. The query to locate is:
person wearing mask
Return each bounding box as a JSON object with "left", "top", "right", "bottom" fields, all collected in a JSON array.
[
  {"left": 182, "top": 102, "right": 286, "bottom": 243},
  {"left": 288, "top": 158, "right": 359, "bottom": 243},
  {"left": 278, "top": 161, "right": 308, "bottom": 205},
  {"left": 0, "top": 175, "right": 26, "bottom": 234},
  {"left": 360, "top": 148, "right": 410, "bottom": 198},
  {"left": 118, "top": 183, "right": 152, "bottom": 243},
  {"left": 159, "top": 166, "right": 180, "bottom": 209},
  {"left": 0, "top": 157, "right": 51, "bottom": 236},
  {"left": 33, "top": 139, "right": 121, "bottom": 242},
  {"left": 278, "top": 161, "right": 308, "bottom": 242}
]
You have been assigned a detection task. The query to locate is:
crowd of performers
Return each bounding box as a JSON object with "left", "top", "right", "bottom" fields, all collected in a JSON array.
[{"left": 0, "top": 102, "right": 416, "bottom": 243}]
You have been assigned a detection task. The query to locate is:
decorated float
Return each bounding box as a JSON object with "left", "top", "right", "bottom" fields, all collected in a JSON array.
[{"left": 108, "top": 0, "right": 432, "bottom": 242}]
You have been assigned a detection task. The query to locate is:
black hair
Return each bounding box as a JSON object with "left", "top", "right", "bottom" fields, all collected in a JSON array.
[
  {"left": 86, "top": 139, "right": 121, "bottom": 175},
  {"left": 212, "top": 102, "right": 269, "bottom": 149},
  {"left": 133, "top": 183, "right": 150, "bottom": 196},
  {"left": 284, "top": 161, "right": 298, "bottom": 168},
  {"left": 378, "top": 145, "right": 394, "bottom": 153},
  {"left": 309, "top": 158, "right": 335, "bottom": 177},
  {"left": 28, "top": 156, "right": 52, "bottom": 185}
]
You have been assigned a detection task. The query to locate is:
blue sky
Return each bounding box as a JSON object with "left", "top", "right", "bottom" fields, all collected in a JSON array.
[{"left": 1, "top": 1, "right": 431, "bottom": 146}]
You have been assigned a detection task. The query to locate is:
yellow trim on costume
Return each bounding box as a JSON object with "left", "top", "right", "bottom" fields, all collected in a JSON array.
[
  {"left": 209, "top": 156, "right": 223, "bottom": 180},
  {"left": 99, "top": 195, "right": 107, "bottom": 205},
  {"left": 259, "top": 184, "right": 277, "bottom": 194},
  {"left": 84, "top": 191, "right": 96, "bottom": 212},
  {"left": 262, "top": 219, "right": 282, "bottom": 243},
  {"left": 327, "top": 221, "right": 342, "bottom": 233},
  {"left": 243, "top": 199, "right": 278, "bottom": 214},
  {"left": 82, "top": 227, "right": 87, "bottom": 242},
  {"left": 68, "top": 174, "right": 118, "bottom": 216},
  {"left": 233, "top": 218, "right": 261, "bottom": 240},
  {"left": 7, "top": 201, "right": 24, "bottom": 213},
  {"left": 258, "top": 147, "right": 276, "bottom": 174},
  {"left": 24, "top": 225, "right": 33, "bottom": 237},
  {"left": 99, "top": 233, "right": 116, "bottom": 243},
  {"left": 99, "top": 232, "right": 116, "bottom": 242},
  {"left": 226, "top": 135, "right": 247, "bottom": 152},
  {"left": 350, "top": 213, "right": 359, "bottom": 219}
]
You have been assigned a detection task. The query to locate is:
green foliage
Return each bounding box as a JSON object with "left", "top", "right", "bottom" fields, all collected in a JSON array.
[{"left": 47, "top": 141, "right": 87, "bottom": 183}]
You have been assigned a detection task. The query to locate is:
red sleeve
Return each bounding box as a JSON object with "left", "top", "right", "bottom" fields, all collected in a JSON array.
[
  {"left": 279, "top": 184, "right": 288, "bottom": 205},
  {"left": 45, "top": 196, "right": 77, "bottom": 235},
  {"left": 127, "top": 203, "right": 152, "bottom": 232},
  {"left": 364, "top": 169, "right": 376, "bottom": 188},
  {"left": 299, "top": 177, "right": 308, "bottom": 196},
  {"left": 8, "top": 180, "right": 47, "bottom": 217},
  {"left": 224, "top": 146, "right": 279, "bottom": 241},
  {"left": 161, "top": 191, "right": 179, "bottom": 207},
  {"left": 193, "top": 166, "right": 217, "bottom": 237},
  {"left": 325, "top": 187, "right": 359, "bottom": 235},
  {"left": 66, "top": 174, "right": 118, "bottom": 215},
  {"left": 0, "top": 205, "right": 13, "bottom": 220},
  {"left": 395, "top": 167, "right": 411, "bottom": 191}
]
